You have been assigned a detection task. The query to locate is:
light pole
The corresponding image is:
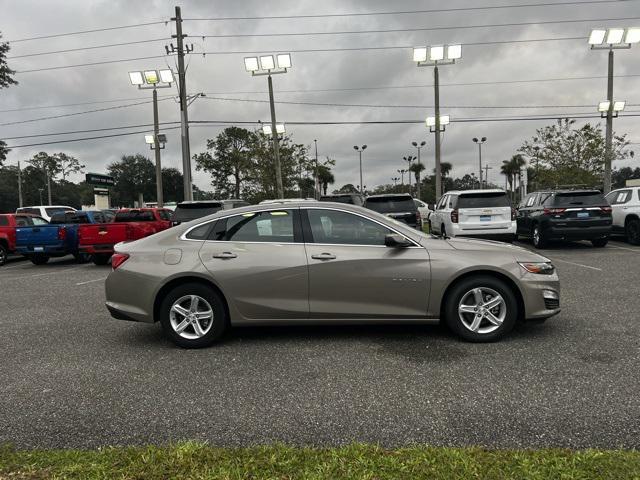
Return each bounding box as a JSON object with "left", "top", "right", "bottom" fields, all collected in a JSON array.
[
  {"left": 38, "top": 188, "right": 44, "bottom": 205},
  {"left": 403, "top": 155, "right": 415, "bottom": 193},
  {"left": 398, "top": 169, "right": 406, "bottom": 186},
  {"left": 472, "top": 137, "right": 487, "bottom": 189},
  {"left": 314, "top": 139, "right": 319, "bottom": 199},
  {"left": 412, "top": 140, "right": 426, "bottom": 199},
  {"left": 129, "top": 69, "right": 174, "bottom": 207},
  {"left": 589, "top": 27, "right": 639, "bottom": 193},
  {"left": 354, "top": 145, "right": 367, "bottom": 193},
  {"left": 392, "top": 176, "right": 400, "bottom": 187},
  {"left": 483, "top": 164, "right": 493, "bottom": 188},
  {"left": 245, "top": 53, "right": 292, "bottom": 199},
  {"left": 413, "top": 44, "right": 461, "bottom": 201},
  {"left": 17, "top": 161, "right": 23, "bottom": 208}
]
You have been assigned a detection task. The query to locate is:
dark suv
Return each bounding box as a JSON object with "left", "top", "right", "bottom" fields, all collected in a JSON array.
[
  {"left": 319, "top": 193, "right": 364, "bottom": 206},
  {"left": 363, "top": 193, "right": 420, "bottom": 229},
  {"left": 516, "top": 189, "right": 612, "bottom": 248}
]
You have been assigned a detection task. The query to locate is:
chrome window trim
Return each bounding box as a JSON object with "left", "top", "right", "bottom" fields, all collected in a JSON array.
[
  {"left": 180, "top": 207, "right": 297, "bottom": 242},
  {"left": 303, "top": 205, "right": 422, "bottom": 248}
]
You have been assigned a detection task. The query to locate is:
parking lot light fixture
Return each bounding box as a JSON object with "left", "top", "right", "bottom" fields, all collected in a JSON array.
[
  {"left": 625, "top": 28, "right": 640, "bottom": 44},
  {"left": 128, "top": 71, "right": 144, "bottom": 86},
  {"left": 143, "top": 70, "right": 159, "bottom": 85},
  {"left": 262, "top": 123, "right": 286, "bottom": 136},
  {"left": 589, "top": 29, "right": 607, "bottom": 45},
  {"left": 159, "top": 69, "right": 175, "bottom": 84},
  {"left": 244, "top": 52, "right": 292, "bottom": 199},
  {"left": 413, "top": 43, "right": 461, "bottom": 201},
  {"left": 606, "top": 28, "right": 625, "bottom": 45}
]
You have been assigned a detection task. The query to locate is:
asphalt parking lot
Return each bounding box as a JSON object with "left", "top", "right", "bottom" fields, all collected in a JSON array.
[{"left": 1, "top": 237, "right": 639, "bottom": 450}]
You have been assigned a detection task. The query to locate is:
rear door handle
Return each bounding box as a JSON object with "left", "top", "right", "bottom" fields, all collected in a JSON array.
[
  {"left": 213, "top": 252, "right": 237, "bottom": 259},
  {"left": 311, "top": 253, "right": 336, "bottom": 260}
]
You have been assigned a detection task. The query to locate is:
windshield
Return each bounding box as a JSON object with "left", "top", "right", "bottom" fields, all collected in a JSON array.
[
  {"left": 457, "top": 192, "right": 511, "bottom": 208},
  {"left": 552, "top": 191, "right": 605, "bottom": 206},
  {"left": 365, "top": 197, "right": 416, "bottom": 213}
]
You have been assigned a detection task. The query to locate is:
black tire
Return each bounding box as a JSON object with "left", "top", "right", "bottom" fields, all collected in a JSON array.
[
  {"left": 625, "top": 218, "right": 640, "bottom": 246},
  {"left": 30, "top": 254, "right": 50, "bottom": 265},
  {"left": 531, "top": 224, "right": 548, "bottom": 249},
  {"left": 92, "top": 253, "right": 111, "bottom": 266},
  {"left": 74, "top": 252, "right": 91, "bottom": 264},
  {"left": 159, "top": 282, "right": 228, "bottom": 348},
  {"left": 427, "top": 220, "right": 433, "bottom": 234},
  {"left": 0, "top": 243, "right": 7, "bottom": 266},
  {"left": 444, "top": 275, "right": 518, "bottom": 343},
  {"left": 441, "top": 225, "right": 447, "bottom": 238},
  {"left": 591, "top": 237, "right": 608, "bottom": 248}
]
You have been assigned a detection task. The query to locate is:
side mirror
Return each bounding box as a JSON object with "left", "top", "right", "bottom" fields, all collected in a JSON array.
[
  {"left": 385, "top": 234, "right": 413, "bottom": 248},
  {"left": 428, "top": 203, "right": 435, "bottom": 211}
]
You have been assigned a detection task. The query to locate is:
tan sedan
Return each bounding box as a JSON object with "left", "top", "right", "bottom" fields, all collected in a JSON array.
[{"left": 105, "top": 202, "right": 560, "bottom": 348}]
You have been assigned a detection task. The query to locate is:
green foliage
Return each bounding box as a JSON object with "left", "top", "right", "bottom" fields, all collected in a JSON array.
[
  {"left": 334, "top": 183, "right": 359, "bottom": 194},
  {"left": 107, "top": 154, "right": 156, "bottom": 207},
  {"left": 0, "top": 165, "right": 19, "bottom": 213},
  {"left": 0, "top": 33, "right": 17, "bottom": 89},
  {"left": 1, "top": 442, "right": 639, "bottom": 479},
  {"left": 161, "top": 167, "right": 184, "bottom": 203},
  {"left": 612, "top": 166, "right": 640, "bottom": 189},
  {"left": 194, "top": 127, "right": 320, "bottom": 203},
  {"left": 518, "top": 118, "right": 633, "bottom": 189},
  {"left": 0, "top": 140, "right": 8, "bottom": 166}
]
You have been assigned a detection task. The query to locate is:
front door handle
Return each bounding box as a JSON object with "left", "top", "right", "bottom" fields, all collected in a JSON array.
[
  {"left": 213, "top": 252, "right": 237, "bottom": 259},
  {"left": 311, "top": 252, "right": 336, "bottom": 260}
]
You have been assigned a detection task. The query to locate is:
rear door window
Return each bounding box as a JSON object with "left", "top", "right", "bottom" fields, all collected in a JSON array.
[
  {"left": 210, "top": 210, "right": 297, "bottom": 243},
  {"left": 457, "top": 192, "right": 511, "bottom": 208},
  {"left": 607, "top": 190, "right": 631, "bottom": 205}
]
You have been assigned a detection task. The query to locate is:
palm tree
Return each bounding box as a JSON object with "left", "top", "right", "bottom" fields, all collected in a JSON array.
[
  {"left": 317, "top": 165, "right": 335, "bottom": 195},
  {"left": 500, "top": 155, "right": 526, "bottom": 202},
  {"left": 409, "top": 162, "right": 425, "bottom": 198}
]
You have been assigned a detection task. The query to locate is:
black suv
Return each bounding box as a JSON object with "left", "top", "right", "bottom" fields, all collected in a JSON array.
[
  {"left": 516, "top": 189, "right": 612, "bottom": 248},
  {"left": 319, "top": 193, "right": 364, "bottom": 206},
  {"left": 363, "top": 193, "right": 420, "bottom": 229}
]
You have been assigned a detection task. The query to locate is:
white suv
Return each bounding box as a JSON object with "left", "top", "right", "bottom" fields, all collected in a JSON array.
[
  {"left": 429, "top": 189, "right": 516, "bottom": 242},
  {"left": 605, "top": 186, "right": 640, "bottom": 245}
]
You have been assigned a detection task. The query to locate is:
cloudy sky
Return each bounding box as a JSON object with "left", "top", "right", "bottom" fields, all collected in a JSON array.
[{"left": 1, "top": 0, "right": 639, "bottom": 193}]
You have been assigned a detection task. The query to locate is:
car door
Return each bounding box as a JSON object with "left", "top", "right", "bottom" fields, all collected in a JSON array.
[
  {"left": 606, "top": 190, "right": 631, "bottom": 228},
  {"left": 198, "top": 208, "right": 309, "bottom": 320},
  {"left": 302, "top": 207, "right": 430, "bottom": 319}
]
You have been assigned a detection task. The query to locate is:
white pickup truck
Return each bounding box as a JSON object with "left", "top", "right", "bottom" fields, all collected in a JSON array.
[{"left": 605, "top": 186, "right": 640, "bottom": 245}]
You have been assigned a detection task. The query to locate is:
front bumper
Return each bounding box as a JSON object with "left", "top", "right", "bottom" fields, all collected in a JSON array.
[{"left": 519, "top": 271, "right": 561, "bottom": 320}]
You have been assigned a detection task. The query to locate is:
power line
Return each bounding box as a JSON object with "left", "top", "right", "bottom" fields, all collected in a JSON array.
[
  {"left": 8, "top": 37, "right": 170, "bottom": 59},
  {"left": 193, "top": 16, "right": 640, "bottom": 39},
  {"left": 0, "top": 99, "right": 171, "bottom": 127},
  {"left": 5, "top": 126, "right": 182, "bottom": 149},
  {"left": 14, "top": 54, "right": 168, "bottom": 74},
  {"left": 183, "top": 0, "right": 635, "bottom": 21},
  {"left": 6, "top": 21, "right": 167, "bottom": 43},
  {"left": 0, "top": 95, "right": 177, "bottom": 113},
  {"left": 1, "top": 121, "right": 181, "bottom": 140}
]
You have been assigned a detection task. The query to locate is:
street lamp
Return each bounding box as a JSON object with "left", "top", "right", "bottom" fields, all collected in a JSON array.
[
  {"left": 413, "top": 44, "right": 461, "bottom": 201},
  {"left": 128, "top": 68, "right": 174, "bottom": 207},
  {"left": 589, "top": 27, "right": 639, "bottom": 193},
  {"left": 412, "top": 140, "right": 426, "bottom": 199},
  {"left": 392, "top": 176, "right": 400, "bottom": 187},
  {"left": 244, "top": 53, "right": 292, "bottom": 199},
  {"left": 261, "top": 123, "right": 286, "bottom": 135},
  {"left": 354, "top": 144, "right": 367, "bottom": 193},
  {"left": 403, "top": 155, "right": 415, "bottom": 194},
  {"left": 598, "top": 100, "right": 626, "bottom": 117},
  {"left": 472, "top": 137, "right": 487, "bottom": 189},
  {"left": 397, "top": 169, "right": 406, "bottom": 186}
]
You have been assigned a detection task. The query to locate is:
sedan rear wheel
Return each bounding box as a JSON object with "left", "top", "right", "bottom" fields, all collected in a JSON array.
[
  {"left": 159, "top": 283, "right": 228, "bottom": 348},
  {"left": 445, "top": 275, "right": 517, "bottom": 342}
]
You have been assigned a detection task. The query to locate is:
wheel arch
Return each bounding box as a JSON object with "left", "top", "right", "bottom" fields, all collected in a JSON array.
[
  {"left": 624, "top": 213, "right": 639, "bottom": 225},
  {"left": 439, "top": 269, "right": 526, "bottom": 323},
  {"left": 153, "top": 275, "right": 230, "bottom": 324}
]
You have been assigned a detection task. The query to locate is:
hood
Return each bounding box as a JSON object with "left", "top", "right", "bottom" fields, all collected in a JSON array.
[{"left": 445, "top": 237, "right": 551, "bottom": 262}]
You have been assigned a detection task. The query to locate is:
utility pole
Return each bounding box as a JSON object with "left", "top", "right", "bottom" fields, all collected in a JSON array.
[
  {"left": 267, "top": 75, "right": 284, "bottom": 198},
  {"left": 173, "top": 6, "right": 193, "bottom": 201},
  {"left": 483, "top": 165, "right": 493, "bottom": 187},
  {"left": 152, "top": 88, "right": 163, "bottom": 207},
  {"left": 434, "top": 65, "right": 442, "bottom": 201},
  {"left": 314, "top": 139, "right": 319, "bottom": 199},
  {"left": 17, "top": 161, "right": 23, "bottom": 208},
  {"left": 45, "top": 168, "right": 52, "bottom": 205}
]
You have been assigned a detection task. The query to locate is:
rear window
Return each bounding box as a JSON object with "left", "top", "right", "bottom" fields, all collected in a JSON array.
[
  {"left": 456, "top": 192, "right": 511, "bottom": 208},
  {"left": 16, "top": 208, "right": 41, "bottom": 216},
  {"left": 45, "top": 207, "right": 75, "bottom": 217},
  {"left": 172, "top": 203, "right": 223, "bottom": 222},
  {"left": 50, "top": 213, "right": 90, "bottom": 224},
  {"left": 158, "top": 210, "right": 172, "bottom": 221},
  {"left": 364, "top": 197, "right": 416, "bottom": 213},
  {"left": 115, "top": 211, "right": 155, "bottom": 222},
  {"left": 552, "top": 191, "right": 606, "bottom": 206}
]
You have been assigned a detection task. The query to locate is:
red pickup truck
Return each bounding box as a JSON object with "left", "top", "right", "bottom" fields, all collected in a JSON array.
[
  {"left": 0, "top": 213, "right": 49, "bottom": 266},
  {"left": 78, "top": 208, "right": 173, "bottom": 265}
]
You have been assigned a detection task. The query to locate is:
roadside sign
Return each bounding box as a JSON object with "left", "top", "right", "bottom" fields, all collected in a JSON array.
[
  {"left": 86, "top": 173, "right": 115, "bottom": 187},
  {"left": 93, "top": 188, "right": 109, "bottom": 196}
]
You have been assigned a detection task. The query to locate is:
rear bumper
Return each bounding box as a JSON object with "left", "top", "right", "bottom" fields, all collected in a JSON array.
[
  {"left": 15, "top": 245, "right": 68, "bottom": 256},
  {"left": 79, "top": 244, "right": 115, "bottom": 254},
  {"left": 544, "top": 224, "right": 611, "bottom": 240},
  {"left": 451, "top": 221, "right": 516, "bottom": 238},
  {"left": 456, "top": 233, "right": 515, "bottom": 242}
]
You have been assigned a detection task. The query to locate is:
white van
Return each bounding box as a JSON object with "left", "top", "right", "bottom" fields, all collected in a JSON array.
[{"left": 429, "top": 189, "right": 515, "bottom": 242}]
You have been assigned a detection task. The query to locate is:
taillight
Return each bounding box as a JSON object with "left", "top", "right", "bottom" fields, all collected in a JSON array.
[
  {"left": 450, "top": 209, "right": 459, "bottom": 223},
  {"left": 600, "top": 206, "right": 612, "bottom": 214},
  {"left": 511, "top": 208, "right": 517, "bottom": 221},
  {"left": 57, "top": 226, "right": 67, "bottom": 240},
  {"left": 543, "top": 208, "right": 566, "bottom": 215},
  {"left": 111, "top": 253, "right": 129, "bottom": 270}
]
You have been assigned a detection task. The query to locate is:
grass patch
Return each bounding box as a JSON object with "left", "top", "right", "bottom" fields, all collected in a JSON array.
[{"left": 1, "top": 442, "right": 639, "bottom": 479}]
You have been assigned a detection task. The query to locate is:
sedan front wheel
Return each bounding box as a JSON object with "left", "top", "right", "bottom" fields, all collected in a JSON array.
[
  {"left": 159, "top": 283, "right": 228, "bottom": 348},
  {"left": 444, "top": 275, "right": 517, "bottom": 342}
]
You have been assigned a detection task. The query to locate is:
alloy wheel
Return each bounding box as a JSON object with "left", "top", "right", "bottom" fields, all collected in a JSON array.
[
  {"left": 457, "top": 287, "right": 507, "bottom": 334},
  {"left": 169, "top": 295, "right": 214, "bottom": 340}
]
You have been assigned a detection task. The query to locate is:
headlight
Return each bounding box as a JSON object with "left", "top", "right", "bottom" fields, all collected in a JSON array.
[{"left": 518, "top": 262, "right": 555, "bottom": 275}]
